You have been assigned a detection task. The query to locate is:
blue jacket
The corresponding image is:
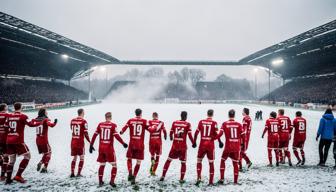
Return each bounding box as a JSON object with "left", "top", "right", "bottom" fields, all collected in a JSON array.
[{"left": 317, "top": 114, "right": 336, "bottom": 140}]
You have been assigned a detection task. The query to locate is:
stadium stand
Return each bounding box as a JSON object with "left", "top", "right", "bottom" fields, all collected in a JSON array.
[
  {"left": 263, "top": 75, "right": 336, "bottom": 104},
  {"left": 0, "top": 77, "right": 88, "bottom": 104}
]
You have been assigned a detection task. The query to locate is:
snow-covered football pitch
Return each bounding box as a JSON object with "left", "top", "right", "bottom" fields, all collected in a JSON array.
[{"left": 1, "top": 102, "right": 336, "bottom": 192}]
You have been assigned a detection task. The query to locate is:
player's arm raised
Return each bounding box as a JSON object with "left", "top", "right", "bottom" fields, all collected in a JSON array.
[{"left": 46, "top": 118, "right": 57, "bottom": 128}]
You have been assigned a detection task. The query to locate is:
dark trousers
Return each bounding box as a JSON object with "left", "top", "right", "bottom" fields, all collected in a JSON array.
[{"left": 319, "top": 139, "right": 332, "bottom": 164}]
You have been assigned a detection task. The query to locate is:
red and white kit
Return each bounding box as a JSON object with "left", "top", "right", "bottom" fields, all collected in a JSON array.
[
  {"left": 121, "top": 116, "right": 148, "bottom": 180},
  {"left": 31, "top": 117, "right": 56, "bottom": 169},
  {"left": 6, "top": 112, "right": 40, "bottom": 181},
  {"left": 148, "top": 119, "right": 166, "bottom": 174},
  {"left": 239, "top": 115, "right": 252, "bottom": 168},
  {"left": 277, "top": 115, "right": 292, "bottom": 163},
  {"left": 90, "top": 121, "right": 126, "bottom": 185},
  {"left": 263, "top": 117, "right": 280, "bottom": 165},
  {"left": 194, "top": 117, "right": 218, "bottom": 184},
  {"left": 70, "top": 117, "right": 90, "bottom": 176},
  {"left": 0, "top": 111, "right": 9, "bottom": 178},
  {"left": 215, "top": 119, "right": 244, "bottom": 184},
  {"left": 292, "top": 117, "right": 307, "bottom": 163},
  {"left": 161, "top": 120, "right": 193, "bottom": 181}
]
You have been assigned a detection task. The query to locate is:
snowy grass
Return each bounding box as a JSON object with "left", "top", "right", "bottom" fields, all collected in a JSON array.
[{"left": 1, "top": 103, "right": 335, "bottom": 191}]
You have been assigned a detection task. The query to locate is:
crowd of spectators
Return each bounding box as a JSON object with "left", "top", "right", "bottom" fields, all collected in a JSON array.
[
  {"left": 0, "top": 78, "right": 88, "bottom": 104},
  {"left": 263, "top": 75, "right": 336, "bottom": 104}
]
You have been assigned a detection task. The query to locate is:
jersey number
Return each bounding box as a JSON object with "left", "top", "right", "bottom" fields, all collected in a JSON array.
[
  {"left": 271, "top": 124, "right": 278, "bottom": 132},
  {"left": 281, "top": 120, "right": 288, "bottom": 130},
  {"left": 133, "top": 124, "right": 142, "bottom": 136},
  {"left": 36, "top": 125, "right": 43, "bottom": 135},
  {"left": 230, "top": 127, "right": 237, "bottom": 139},
  {"left": 71, "top": 125, "right": 80, "bottom": 136},
  {"left": 101, "top": 128, "right": 111, "bottom": 140},
  {"left": 202, "top": 124, "right": 211, "bottom": 137},
  {"left": 9, "top": 121, "right": 17, "bottom": 132},
  {"left": 298, "top": 122, "right": 305, "bottom": 131}
]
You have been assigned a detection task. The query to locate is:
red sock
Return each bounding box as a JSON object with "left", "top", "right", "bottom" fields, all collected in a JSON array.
[
  {"left": 233, "top": 161, "right": 239, "bottom": 184},
  {"left": 209, "top": 162, "right": 214, "bottom": 184},
  {"left": 279, "top": 150, "right": 283, "bottom": 161},
  {"left": 111, "top": 166, "right": 117, "bottom": 184},
  {"left": 98, "top": 165, "right": 105, "bottom": 183},
  {"left": 267, "top": 149, "right": 272, "bottom": 165},
  {"left": 78, "top": 159, "right": 84, "bottom": 175},
  {"left": 6, "top": 164, "right": 13, "bottom": 181},
  {"left": 220, "top": 159, "right": 225, "bottom": 180},
  {"left": 1, "top": 156, "right": 8, "bottom": 177},
  {"left": 242, "top": 153, "right": 251, "bottom": 164},
  {"left": 133, "top": 162, "right": 141, "bottom": 178},
  {"left": 180, "top": 162, "right": 186, "bottom": 181},
  {"left": 196, "top": 162, "right": 202, "bottom": 180},
  {"left": 275, "top": 149, "right": 279, "bottom": 163},
  {"left": 162, "top": 160, "right": 171, "bottom": 178},
  {"left": 43, "top": 153, "right": 51, "bottom": 168},
  {"left": 153, "top": 156, "right": 160, "bottom": 173},
  {"left": 16, "top": 159, "right": 29, "bottom": 177},
  {"left": 300, "top": 149, "right": 305, "bottom": 159},
  {"left": 127, "top": 159, "right": 132, "bottom": 176},
  {"left": 285, "top": 150, "right": 291, "bottom": 162},
  {"left": 293, "top": 149, "right": 300, "bottom": 161},
  {"left": 71, "top": 159, "right": 76, "bottom": 174}
]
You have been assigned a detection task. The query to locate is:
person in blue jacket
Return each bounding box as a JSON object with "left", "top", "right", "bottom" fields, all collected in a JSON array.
[{"left": 316, "top": 108, "right": 336, "bottom": 166}]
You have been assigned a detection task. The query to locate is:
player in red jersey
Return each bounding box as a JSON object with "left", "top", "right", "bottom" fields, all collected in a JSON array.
[
  {"left": 148, "top": 112, "right": 167, "bottom": 176},
  {"left": 193, "top": 109, "right": 223, "bottom": 186},
  {"left": 6, "top": 102, "right": 40, "bottom": 184},
  {"left": 291, "top": 111, "right": 307, "bottom": 166},
  {"left": 277, "top": 109, "right": 292, "bottom": 166},
  {"left": 0, "top": 103, "right": 9, "bottom": 181},
  {"left": 215, "top": 109, "right": 244, "bottom": 184},
  {"left": 120, "top": 108, "right": 150, "bottom": 184},
  {"left": 262, "top": 111, "right": 280, "bottom": 167},
  {"left": 70, "top": 108, "right": 90, "bottom": 177},
  {"left": 239, "top": 108, "right": 252, "bottom": 171},
  {"left": 160, "top": 111, "right": 194, "bottom": 184},
  {"left": 31, "top": 108, "right": 57, "bottom": 173},
  {"left": 89, "top": 112, "right": 128, "bottom": 187}
]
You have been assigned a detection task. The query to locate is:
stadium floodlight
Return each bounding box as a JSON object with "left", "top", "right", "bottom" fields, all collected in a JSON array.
[
  {"left": 100, "top": 66, "right": 106, "bottom": 72},
  {"left": 271, "top": 58, "right": 284, "bottom": 66},
  {"left": 61, "top": 54, "right": 69, "bottom": 60}
]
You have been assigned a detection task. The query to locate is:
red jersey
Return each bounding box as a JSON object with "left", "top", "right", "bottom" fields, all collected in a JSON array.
[
  {"left": 292, "top": 117, "right": 307, "bottom": 141},
  {"left": 70, "top": 117, "right": 89, "bottom": 148},
  {"left": 0, "top": 112, "right": 9, "bottom": 144},
  {"left": 6, "top": 112, "right": 38, "bottom": 144},
  {"left": 32, "top": 117, "right": 56, "bottom": 145},
  {"left": 216, "top": 119, "right": 243, "bottom": 152},
  {"left": 170, "top": 120, "right": 193, "bottom": 150},
  {"left": 194, "top": 118, "right": 218, "bottom": 148},
  {"left": 90, "top": 121, "right": 125, "bottom": 152},
  {"left": 148, "top": 119, "right": 167, "bottom": 143},
  {"left": 263, "top": 118, "right": 280, "bottom": 140},
  {"left": 242, "top": 115, "right": 252, "bottom": 135},
  {"left": 277, "top": 115, "right": 292, "bottom": 140},
  {"left": 121, "top": 117, "right": 148, "bottom": 149}
]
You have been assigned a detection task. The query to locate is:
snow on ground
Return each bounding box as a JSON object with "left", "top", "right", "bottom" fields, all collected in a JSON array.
[{"left": 1, "top": 102, "right": 336, "bottom": 192}]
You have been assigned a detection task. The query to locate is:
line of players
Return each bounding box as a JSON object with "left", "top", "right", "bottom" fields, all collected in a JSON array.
[{"left": 0, "top": 102, "right": 307, "bottom": 187}]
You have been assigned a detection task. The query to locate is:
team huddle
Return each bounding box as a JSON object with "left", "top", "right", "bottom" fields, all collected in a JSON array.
[{"left": 0, "top": 102, "right": 307, "bottom": 188}]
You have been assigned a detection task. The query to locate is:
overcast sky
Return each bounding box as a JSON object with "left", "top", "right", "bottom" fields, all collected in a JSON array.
[{"left": 1, "top": 0, "right": 335, "bottom": 61}]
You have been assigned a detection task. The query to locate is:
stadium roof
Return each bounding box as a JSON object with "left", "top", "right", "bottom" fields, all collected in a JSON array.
[
  {"left": 239, "top": 19, "right": 336, "bottom": 79},
  {"left": 0, "top": 12, "right": 119, "bottom": 80},
  {"left": 1, "top": 11, "right": 335, "bottom": 80}
]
